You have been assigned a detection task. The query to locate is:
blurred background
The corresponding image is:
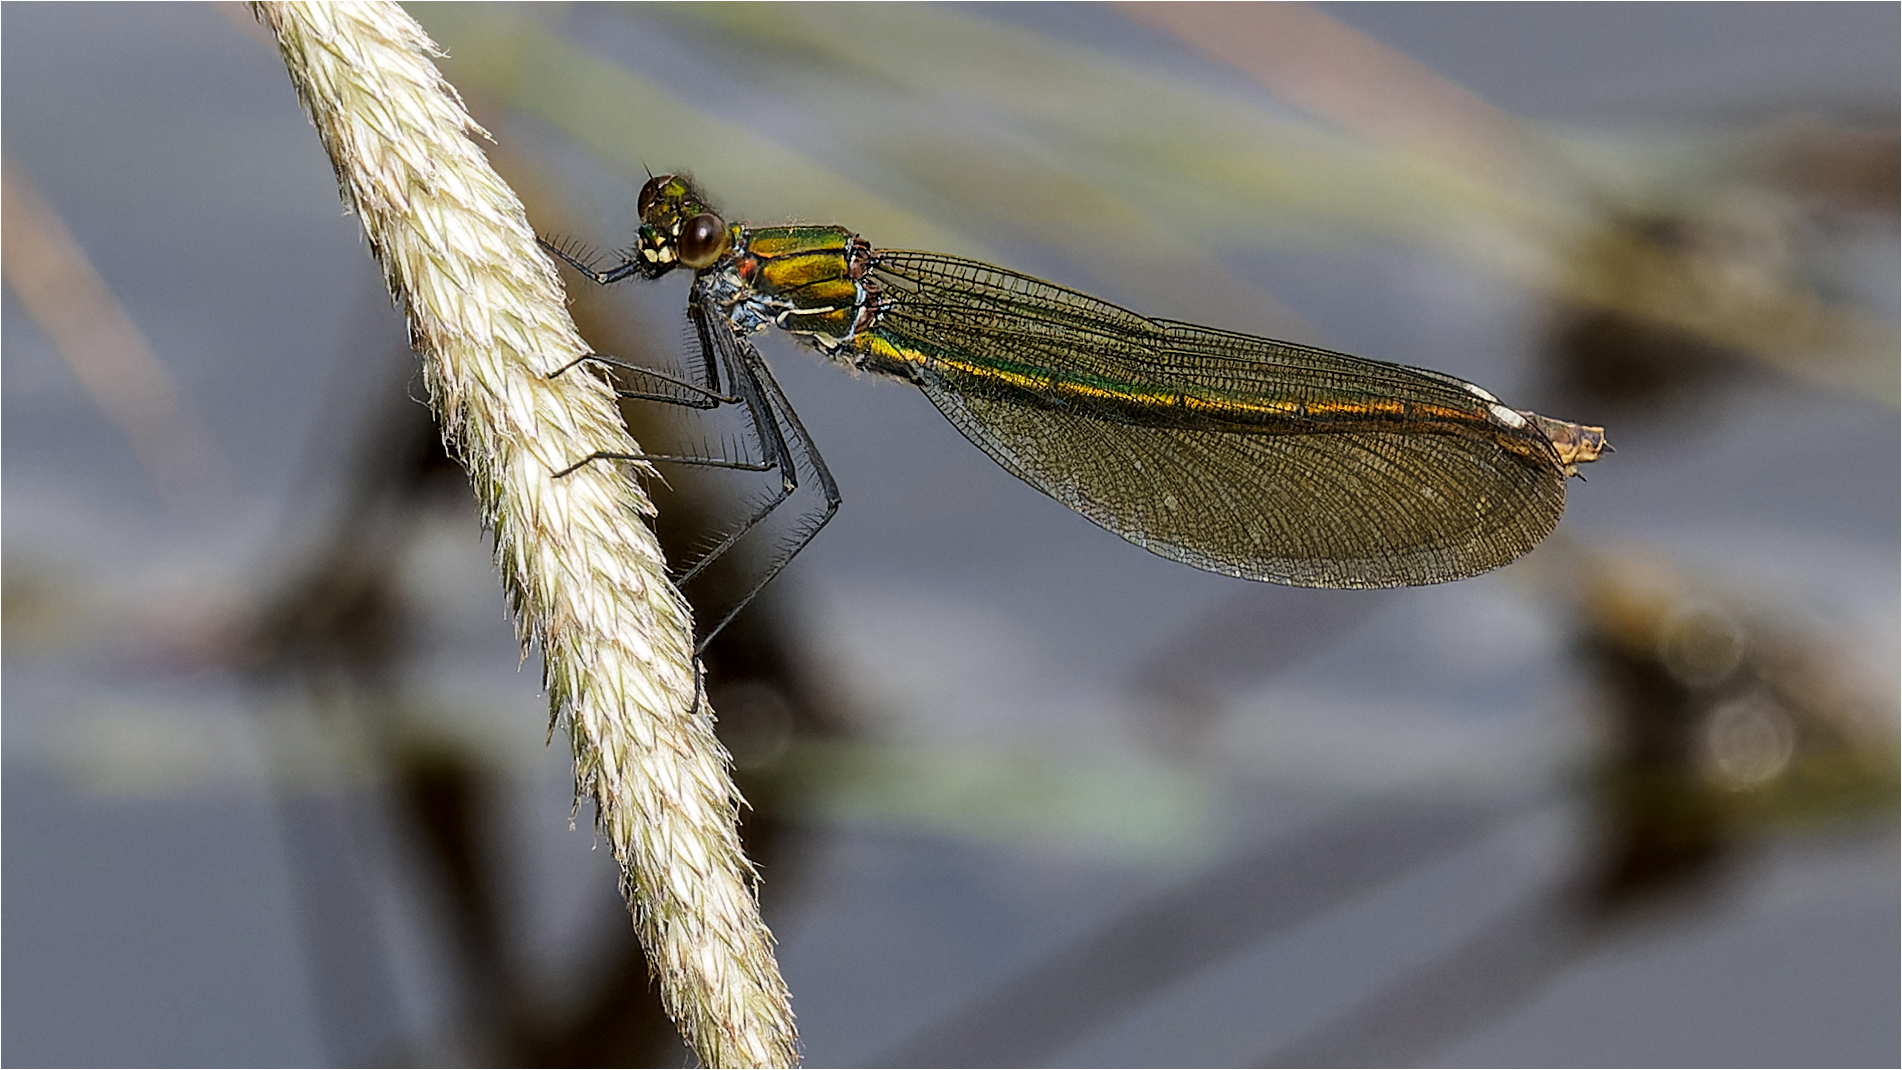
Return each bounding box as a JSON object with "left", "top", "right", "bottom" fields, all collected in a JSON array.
[{"left": 4, "top": 3, "right": 1897, "bottom": 1065}]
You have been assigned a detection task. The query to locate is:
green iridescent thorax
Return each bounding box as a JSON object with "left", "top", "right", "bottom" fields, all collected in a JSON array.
[{"left": 731, "top": 225, "right": 875, "bottom": 343}]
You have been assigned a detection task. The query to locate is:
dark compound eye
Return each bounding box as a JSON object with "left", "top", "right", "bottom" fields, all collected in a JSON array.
[
  {"left": 677, "top": 213, "right": 731, "bottom": 269},
  {"left": 637, "top": 174, "right": 672, "bottom": 220}
]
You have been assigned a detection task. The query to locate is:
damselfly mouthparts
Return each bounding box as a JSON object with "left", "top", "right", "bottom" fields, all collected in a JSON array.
[{"left": 543, "top": 175, "right": 1607, "bottom": 650}]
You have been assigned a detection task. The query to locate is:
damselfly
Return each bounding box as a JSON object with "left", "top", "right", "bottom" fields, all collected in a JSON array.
[{"left": 543, "top": 175, "right": 1607, "bottom": 649}]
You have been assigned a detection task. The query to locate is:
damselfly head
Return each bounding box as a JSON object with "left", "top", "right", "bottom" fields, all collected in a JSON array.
[
  {"left": 632, "top": 174, "right": 730, "bottom": 276},
  {"left": 637, "top": 174, "right": 713, "bottom": 225}
]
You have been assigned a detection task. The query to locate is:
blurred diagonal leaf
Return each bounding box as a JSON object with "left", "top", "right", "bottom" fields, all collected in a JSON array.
[
  {"left": 451, "top": 2, "right": 1897, "bottom": 402},
  {"left": 413, "top": 3, "right": 971, "bottom": 253}
]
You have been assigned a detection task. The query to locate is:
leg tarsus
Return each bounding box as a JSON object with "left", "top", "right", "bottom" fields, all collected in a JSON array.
[
  {"left": 553, "top": 451, "right": 779, "bottom": 480},
  {"left": 547, "top": 352, "right": 742, "bottom": 409},
  {"left": 537, "top": 235, "right": 646, "bottom": 286}
]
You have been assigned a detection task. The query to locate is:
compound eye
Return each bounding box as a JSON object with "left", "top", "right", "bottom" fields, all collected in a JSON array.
[
  {"left": 677, "top": 213, "right": 731, "bottom": 269},
  {"left": 637, "top": 174, "right": 672, "bottom": 220}
]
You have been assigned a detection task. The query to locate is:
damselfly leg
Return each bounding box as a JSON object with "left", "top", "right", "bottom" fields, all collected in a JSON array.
[
  {"left": 677, "top": 287, "right": 840, "bottom": 642},
  {"left": 540, "top": 239, "right": 840, "bottom": 654}
]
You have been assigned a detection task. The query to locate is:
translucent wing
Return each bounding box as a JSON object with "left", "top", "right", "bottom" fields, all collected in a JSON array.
[{"left": 866, "top": 252, "right": 1567, "bottom": 588}]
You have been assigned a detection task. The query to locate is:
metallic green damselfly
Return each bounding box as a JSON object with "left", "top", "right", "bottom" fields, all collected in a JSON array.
[{"left": 544, "top": 175, "right": 1608, "bottom": 648}]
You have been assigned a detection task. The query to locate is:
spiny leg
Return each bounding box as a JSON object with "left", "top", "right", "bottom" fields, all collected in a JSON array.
[
  {"left": 541, "top": 236, "right": 739, "bottom": 411},
  {"left": 546, "top": 351, "right": 740, "bottom": 411},
  {"left": 665, "top": 294, "right": 802, "bottom": 592},
  {"left": 690, "top": 333, "right": 840, "bottom": 652},
  {"left": 551, "top": 450, "right": 776, "bottom": 481},
  {"left": 537, "top": 234, "right": 650, "bottom": 286},
  {"left": 541, "top": 237, "right": 840, "bottom": 652}
]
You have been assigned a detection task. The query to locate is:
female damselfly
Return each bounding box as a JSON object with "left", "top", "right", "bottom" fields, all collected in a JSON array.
[{"left": 543, "top": 175, "right": 1607, "bottom": 650}]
